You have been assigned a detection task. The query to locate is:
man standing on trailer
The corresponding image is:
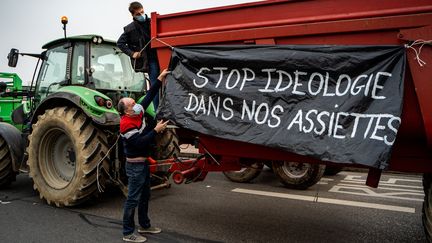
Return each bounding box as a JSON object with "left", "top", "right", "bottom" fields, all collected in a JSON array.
[{"left": 117, "top": 1, "right": 161, "bottom": 110}]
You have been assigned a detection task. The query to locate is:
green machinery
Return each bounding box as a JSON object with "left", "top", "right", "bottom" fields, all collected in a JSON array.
[{"left": 0, "top": 34, "right": 178, "bottom": 207}]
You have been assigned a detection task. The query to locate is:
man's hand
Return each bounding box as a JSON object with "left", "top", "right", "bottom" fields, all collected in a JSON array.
[
  {"left": 157, "top": 69, "right": 170, "bottom": 83},
  {"left": 132, "top": 52, "right": 141, "bottom": 59},
  {"left": 154, "top": 120, "right": 169, "bottom": 133}
]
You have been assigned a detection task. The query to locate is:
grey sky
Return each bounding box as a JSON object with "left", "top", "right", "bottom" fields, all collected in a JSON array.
[{"left": 0, "top": 0, "right": 258, "bottom": 84}]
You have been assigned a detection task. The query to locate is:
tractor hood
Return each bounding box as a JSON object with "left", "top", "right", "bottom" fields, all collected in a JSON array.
[{"left": 35, "top": 86, "right": 120, "bottom": 126}]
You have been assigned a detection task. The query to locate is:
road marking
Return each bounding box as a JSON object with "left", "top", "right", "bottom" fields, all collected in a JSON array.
[
  {"left": 340, "top": 180, "right": 422, "bottom": 189},
  {"left": 317, "top": 182, "right": 328, "bottom": 185},
  {"left": 343, "top": 175, "right": 422, "bottom": 185},
  {"left": 232, "top": 188, "right": 416, "bottom": 213},
  {"left": 337, "top": 183, "right": 424, "bottom": 193},
  {"left": 329, "top": 185, "right": 423, "bottom": 202},
  {"left": 329, "top": 174, "right": 424, "bottom": 201}
]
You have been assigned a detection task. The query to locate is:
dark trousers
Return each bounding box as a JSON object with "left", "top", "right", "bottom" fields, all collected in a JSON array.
[
  {"left": 148, "top": 57, "right": 160, "bottom": 111},
  {"left": 123, "top": 162, "right": 151, "bottom": 236}
]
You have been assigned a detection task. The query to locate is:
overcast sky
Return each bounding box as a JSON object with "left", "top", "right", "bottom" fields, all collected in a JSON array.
[{"left": 0, "top": 0, "right": 258, "bottom": 84}]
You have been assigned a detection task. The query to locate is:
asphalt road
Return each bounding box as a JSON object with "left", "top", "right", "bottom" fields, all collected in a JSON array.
[{"left": 0, "top": 168, "right": 427, "bottom": 243}]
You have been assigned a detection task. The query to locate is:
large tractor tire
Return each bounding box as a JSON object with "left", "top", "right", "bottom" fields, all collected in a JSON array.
[
  {"left": 223, "top": 162, "right": 264, "bottom": 183},
  {"left": 273, "top": 161, "right": 325, "bottom": 190},
  {"left": 154, "top": 128, "right": 180, "bottom": 160},
  {"left": 0, "top": 136, "right": 16, "bottom": 188},
  {"left": 152, "top": 128, "right": 180, "bottom": 188},
  {"left": 28, "top": 107, "right": 110, "bottom": 207},
  {"left": 422, "top": 173, "right": 432, "bottom": 242}
]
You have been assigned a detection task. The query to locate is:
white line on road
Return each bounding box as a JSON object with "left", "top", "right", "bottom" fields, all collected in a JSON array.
[
  {"left": 329, "top": 186, "right": 423, "bottom": 202},
  {"left": 340, "top": 180, "right": 422, "bottom": 189},
  {"left": 232, "top": 188, "right": 416, "bottom": 213},
  {"left": 317, "top": 182, "right": 328, "bottom": 185},
  {"left": 337, "top": 183, "right": 424, "bottom": 193}
]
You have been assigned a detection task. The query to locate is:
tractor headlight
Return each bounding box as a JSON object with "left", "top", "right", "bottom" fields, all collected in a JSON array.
[{"left": 92, "top": 36, "right": 103, "bottom": 44}]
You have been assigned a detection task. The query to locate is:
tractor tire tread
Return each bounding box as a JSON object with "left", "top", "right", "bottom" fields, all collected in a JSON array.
[
  {"left": 27, "top": 107, "right": 109, "bottom": 207},
  {"left": 0, "top": 136, "right": 16, "bottom": 188}
]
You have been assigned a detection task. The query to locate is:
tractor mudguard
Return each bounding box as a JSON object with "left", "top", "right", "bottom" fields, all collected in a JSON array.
[
  {"left": 137, "top": 96, "right": 156, "bottom": 118},
  {"left": 0, "top": 122, "right": 25, "bottom": 172},
  {"left": 31, "top": 89, "right": 120, "bottom": 126}
]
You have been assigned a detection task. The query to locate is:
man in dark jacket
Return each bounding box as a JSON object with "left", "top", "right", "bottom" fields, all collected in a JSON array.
[
  {"left": 117, "top": 1, "right": 161, "bottom": 110},
  {"left": 118, "top": 69, "right": 169, "bottom": 243}
]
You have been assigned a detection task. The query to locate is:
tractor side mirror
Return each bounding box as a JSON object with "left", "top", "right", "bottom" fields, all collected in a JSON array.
[
  {"left": 7, "top": 48, "right": 19, "bottom": 67},
  {"left": 0, "top": 82, "right": 7, "bottom": 93}
]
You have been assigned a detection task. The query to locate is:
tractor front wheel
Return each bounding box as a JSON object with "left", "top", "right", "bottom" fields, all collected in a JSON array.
[{"left": 28, "top": 107, "right": 110, "bottom": 207}]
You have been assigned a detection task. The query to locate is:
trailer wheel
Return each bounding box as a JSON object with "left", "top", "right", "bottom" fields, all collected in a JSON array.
[
  {"left": 154, "top": 128, "right": 180, "bottom": 160},
  {"left": 0, "top": 136, "right": 16, "bottom": 188},
  {"left": 223, "top": 162, "right": 264, "bottom": 183},
  {"left": 273, "top": 161, "right": 325, "bottom": 190},
  {"left": 28, "top": 107, "right": 110, "bottom": 207},
  {"left": 422, "top": 173, "right": 432, "bottom": 242}
]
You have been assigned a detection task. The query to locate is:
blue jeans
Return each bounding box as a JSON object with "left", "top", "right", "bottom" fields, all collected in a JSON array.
[
  {"left": 148, "top": 58, "right": 160, "bottom": 111},
  {"left": 123, "top": 162, "right": 151, "bottom": 236}
]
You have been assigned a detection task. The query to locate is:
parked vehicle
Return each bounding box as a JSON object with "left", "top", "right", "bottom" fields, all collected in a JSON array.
[
  {"left": 149, "top": 0, "right": 432, "bottom": 240},
  {"left": 1, "top": 32, "right": 179, "bottom": 206}
]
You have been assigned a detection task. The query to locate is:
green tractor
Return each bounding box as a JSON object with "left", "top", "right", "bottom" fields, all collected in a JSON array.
[{"left": 0, "top": 34, "right": 179, "bottom": 207}]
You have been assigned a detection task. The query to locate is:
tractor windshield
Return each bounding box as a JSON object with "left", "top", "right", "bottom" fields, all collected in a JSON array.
[{"left": 90, "top": 43, "right": 145, "bottom": 92}]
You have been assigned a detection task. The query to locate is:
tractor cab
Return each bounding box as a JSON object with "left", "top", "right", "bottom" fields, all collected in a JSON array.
[
  {"left": 11, "top": 35, "right": 147, "bottom": 107},
  {"left": 0, "top": 16, "right": 175, "bottom": 207}
]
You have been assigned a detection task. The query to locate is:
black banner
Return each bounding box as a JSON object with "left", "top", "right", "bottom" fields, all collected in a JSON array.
[{"left": 158, "top": 45, "right": 406, "bottom": 169}]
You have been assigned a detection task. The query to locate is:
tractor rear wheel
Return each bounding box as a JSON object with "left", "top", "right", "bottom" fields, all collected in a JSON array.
[
  {"left": 273, "top": 161, "right": 325, "bottom": 190},
  {"left": 0, "top": 136, "right": 16, "bottom": 188},
  {"left": 223, "top": 162, "right": 264, "bottom": 183},
  {"left": 152, "top": 128, "right": 180, "bottom": 187},
  {"left": 28, "top": 107, "right": 110, "bottom": 207},
  {"left": 154, "top": 128, "right": 180, "bottom": 160}
]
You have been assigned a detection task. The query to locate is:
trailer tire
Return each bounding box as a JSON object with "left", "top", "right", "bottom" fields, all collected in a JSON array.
[
  {"left": 28, "top": 107, "right": 110, "bottom": 207},
  {"left": 0, "top": 136, "right": 16, "bottom": 188},
  {"left": 273, "top": 161, "right": 325, "bottom": 190},
  {"left": 154, "top": 128, "right": 180, "bottom": 160},
  {"left": 423, "top": 173, "right": 432, "bottom": 242},
  {"left": 223, "top": 162, "right": 264, "bottom": 183}
]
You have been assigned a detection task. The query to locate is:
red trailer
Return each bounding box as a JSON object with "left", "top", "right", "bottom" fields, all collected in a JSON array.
[{"left": 150, "top": 0, "right": 432, "bottom": 239}]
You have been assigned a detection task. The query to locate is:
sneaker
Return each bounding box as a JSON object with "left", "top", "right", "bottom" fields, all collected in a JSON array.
[
  {"left": 138, "top": 226, "right": 162, "bottom": 234},
  {"left": 123, "top": 233, "right": 147, "bottom": 243}
]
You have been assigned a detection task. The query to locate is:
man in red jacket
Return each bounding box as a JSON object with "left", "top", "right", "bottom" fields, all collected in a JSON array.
[{"left": 118, "top": 69, "right": 169, "bottom": 243}]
